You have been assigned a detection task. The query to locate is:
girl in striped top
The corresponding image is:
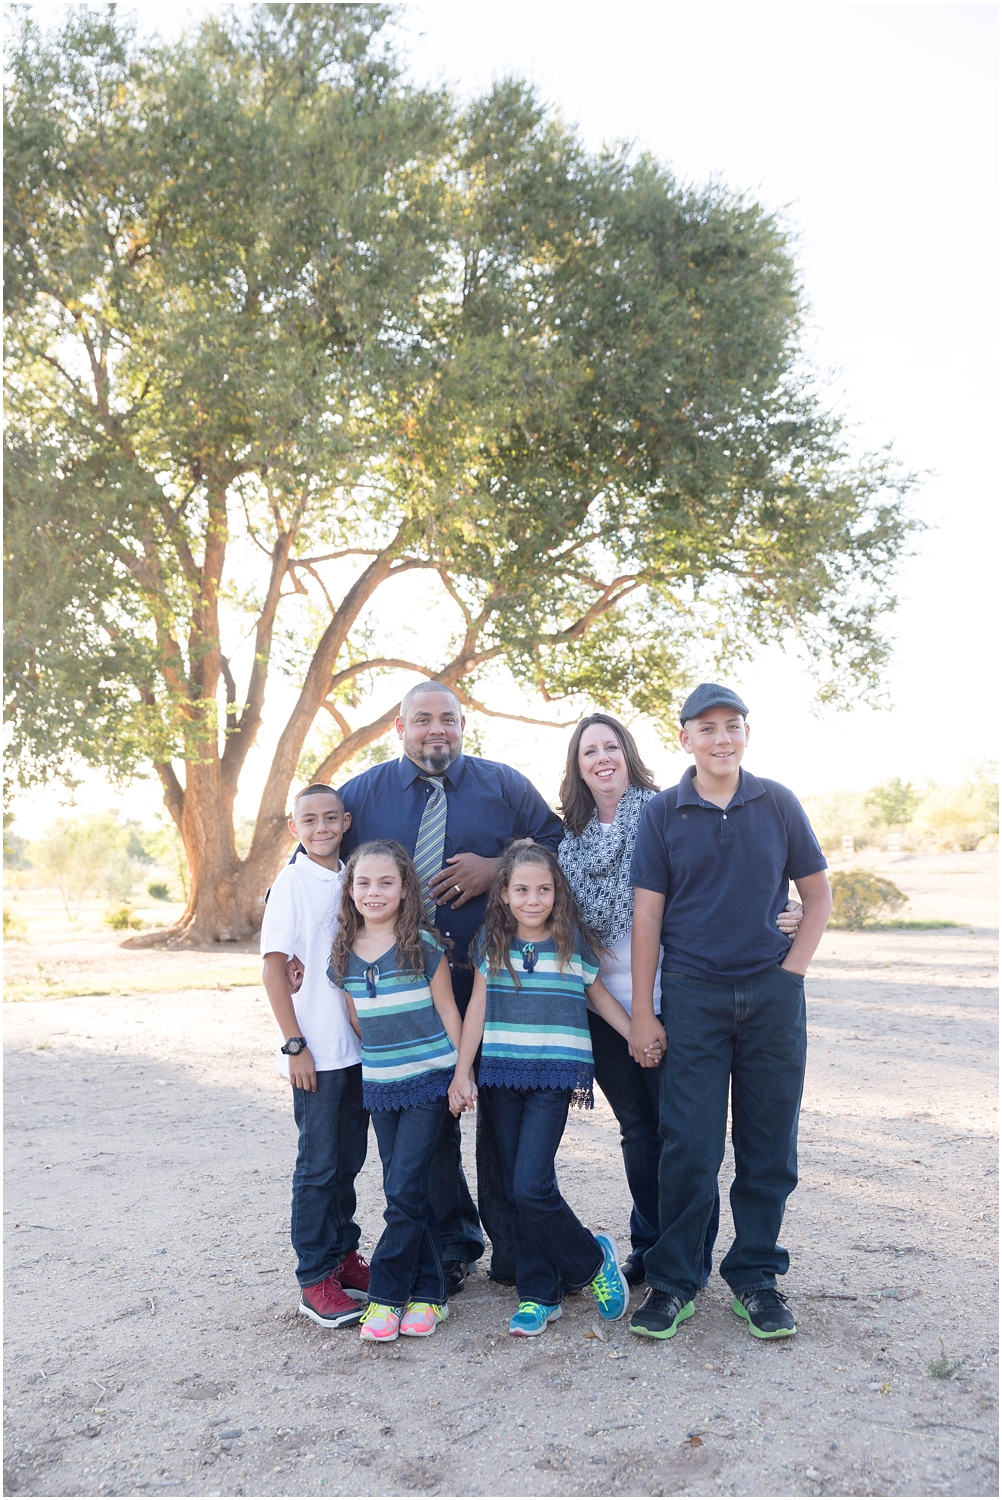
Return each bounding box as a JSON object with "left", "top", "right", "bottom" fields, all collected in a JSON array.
[
  {"left": 329, "top": 840, "right": 462, "bottom": 1342},
  {"left": 449, "top": 843, "right": 638, "bottom": 1338}
]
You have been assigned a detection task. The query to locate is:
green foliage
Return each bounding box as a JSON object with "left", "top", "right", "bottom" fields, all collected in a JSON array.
[
  {"left": 28, "top": 813, "right": 128, "bottom": 918},
  {"left": 3, "top": 906, "right": 27, "bottom": 940},
  {"left": 3, "top": 5, "right": 919, "bottom": 934},
  {"left": 805, "top": 763, "right": 1000, "bottom": 853},
  {"left": 927, "top": 1341, "right": 966, "bottom": 1380},
  {"left": 147, "top": 881, "right": 171, "bottom": 901},
  {"left": 3, "top": 814, "right": 29, "bottom": 868},
  {"left": 864, "top": 777, "right": 921, "bottom": 828},
  {"left": 144, "top": 822, "right": 191, "bottom": 900},
  {"left": 829, "top": 869, "right": 907, "bottom": 930},
  {"left": 104, "top": 904, "right": 145, "bottom": 931},
  {"left": 914, "top": 762, "right": 999, "bottom": 851}
]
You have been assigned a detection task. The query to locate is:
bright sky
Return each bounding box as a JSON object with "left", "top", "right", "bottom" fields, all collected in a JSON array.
[{"left": 8, "top": 2, "right": 999, "bottom": 834}]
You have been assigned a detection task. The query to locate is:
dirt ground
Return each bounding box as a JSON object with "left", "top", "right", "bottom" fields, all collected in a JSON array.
[{"left": 3, "top": 852, "right": 998, "bottom": 1499}]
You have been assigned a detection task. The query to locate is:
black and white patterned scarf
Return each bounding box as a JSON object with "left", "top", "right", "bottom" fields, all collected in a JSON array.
[{"left": 558, "top": 784, "right": 657, "bottom": 945}]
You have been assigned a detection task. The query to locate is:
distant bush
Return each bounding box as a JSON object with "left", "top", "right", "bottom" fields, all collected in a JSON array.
[
  {"left": 147, "top": 881, "right": 171, "bottom": 901},
  {"left": 829, "top": 870, "right": 907, "bottom": 930},
  {"left": 804, "top": 761, "right": 998, "bottom": 855},
  {"left": 31, "top": 814, "right": 128, "bottom": 918},
  {"left": 914, "top": 764, "right": 999, "bottom": 851},
  {"left": 105, "top": 905, "right": 145, "bottom": 931},
  {"left": 3, "top": 907, "right": 26, "bottom": 940}
]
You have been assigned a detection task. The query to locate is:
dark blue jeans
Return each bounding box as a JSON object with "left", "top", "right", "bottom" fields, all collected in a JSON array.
[
  {"left": 588, "top": 1010, "right": 718, "bottom": 1281},
  {"left": 644, "top": 964, "right": 807, "bottom": 1301},
  {"left": 369, "top": 1097, "right": 449, "bottom": 1306},
  {"left": 486, "top": 1085, "right": 604, "bottom": 1306},
  {"left": 427, "top": 964, "right": 515, "bottom": 1279},
  {"left": 291, "top": 1065, "right": 369, "bottom": 1287}
]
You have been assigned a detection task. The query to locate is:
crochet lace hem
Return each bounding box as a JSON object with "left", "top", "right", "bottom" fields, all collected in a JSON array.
[
  {"left": 363, "top": 1072, "right": 451, "bottom": 1113},
  {"left": 478, "top": 1061, "right": 595, "bottom": 1109}
]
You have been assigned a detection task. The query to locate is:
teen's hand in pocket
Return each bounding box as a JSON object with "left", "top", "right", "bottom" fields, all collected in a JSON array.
[
  {"left": 289, "top": 1047, "right": 318, "bottom": 1092},
  {"left": 776, "top": 900, "right": 803, "bottom": 935}
]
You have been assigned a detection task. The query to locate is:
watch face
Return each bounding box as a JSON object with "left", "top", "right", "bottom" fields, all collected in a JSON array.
[{"left": 285, "top": 1038, "right": 304, "bottom": 1055}]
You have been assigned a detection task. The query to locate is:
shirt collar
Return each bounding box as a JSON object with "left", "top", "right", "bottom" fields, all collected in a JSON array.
[
  {"left": 676, "top": 765, "right": 765, "bottom": 810},
  {"left": 398, "top": 751, "right": 467, "bottom": 790}
]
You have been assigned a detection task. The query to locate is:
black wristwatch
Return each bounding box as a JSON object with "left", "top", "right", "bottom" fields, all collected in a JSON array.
[{"left": 281, "top": 1036, "right": 308, "bottom": 1056}]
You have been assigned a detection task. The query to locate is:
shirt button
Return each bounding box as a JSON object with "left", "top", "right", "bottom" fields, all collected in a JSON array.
[{"left": 722, "top": 814, "right": 728, "bottom": 820}]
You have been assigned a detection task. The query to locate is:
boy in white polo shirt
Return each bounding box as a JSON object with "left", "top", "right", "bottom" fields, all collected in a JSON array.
[{"left": 261, "top": 784, "right": 370, "bottom": 1328}]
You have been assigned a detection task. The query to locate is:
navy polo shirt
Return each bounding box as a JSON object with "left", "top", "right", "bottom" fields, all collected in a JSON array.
[
  {"left": 629, "top": 766, "right": 827, "bottom": 984},
  {"left": 339, "top": 753, "right": 563, "bottom": 965}
]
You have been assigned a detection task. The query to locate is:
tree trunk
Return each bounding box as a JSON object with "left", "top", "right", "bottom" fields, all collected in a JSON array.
[{"left": 123, "top": 756, "right": 293, "bottom": 947}]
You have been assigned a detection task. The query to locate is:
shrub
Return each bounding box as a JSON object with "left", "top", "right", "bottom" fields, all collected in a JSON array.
[
  {"left": 829, "top": 869, "right": 907, "bottom": 930},
  {"left": 3, "top": 907, "right": 26, "bottom": 940},
  {"left": 147, "top": 881, "right": 171, "bottom": 901},
  {"left": 30, "top": 813, "right": 129, "bottom": 917},
  {"left": 105, "top": 905, "right": 145, "bottom": 931}
]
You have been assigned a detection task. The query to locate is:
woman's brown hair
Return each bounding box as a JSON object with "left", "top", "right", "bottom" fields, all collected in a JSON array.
[
  {"left": 558, "top": 712, "right": 660, "bottom": 835},
  {"left": 328, "top": 840, "right": 438, "bottom": 984},
  {"left": 481, "top": 841, "right": 606, "bottom": 987}
]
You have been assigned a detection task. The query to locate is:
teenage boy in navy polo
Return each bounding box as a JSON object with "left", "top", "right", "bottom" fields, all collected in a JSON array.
[{"left": 627, "top": 684, "right": 832, "bottom": 1341}]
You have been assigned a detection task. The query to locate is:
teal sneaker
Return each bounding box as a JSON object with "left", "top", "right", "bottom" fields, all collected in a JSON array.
[
  {"left": 590, "top": 1232, "right": 628, "bottom": 1321},
  {"left": 509, "top": 1300, "right": 563, "bottom": 1337}
]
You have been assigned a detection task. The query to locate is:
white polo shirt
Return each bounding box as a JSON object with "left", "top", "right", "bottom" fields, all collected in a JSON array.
[{"left": 260, "top": 851, "right": 361, "bottom": 1073}]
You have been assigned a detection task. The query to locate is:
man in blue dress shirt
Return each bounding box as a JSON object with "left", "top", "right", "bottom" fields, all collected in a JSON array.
[{"left": 339, "top": 681, "right": 564, "bottom": 1292}]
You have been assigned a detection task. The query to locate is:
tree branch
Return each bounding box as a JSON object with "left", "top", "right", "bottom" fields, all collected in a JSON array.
[
  {"left": 221, "top": 527, "right": 297, "bottom": 793},
  {"left": 319, "top": 700, "right": 352, "bottom": 738},
  {"left": 312, "top": 704, "right": 402, "bottom": 786},
  {"left": 154, "top": 761, "right": 185, "bottom": 830},
  {"left": 451, "top": 684, "right": 572, "bottom": 729},
  {"left": 220, "top": 654, "right": 238, "bottom": 735}
]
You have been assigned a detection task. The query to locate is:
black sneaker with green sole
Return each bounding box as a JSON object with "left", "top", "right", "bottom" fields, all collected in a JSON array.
[
  {"left": 731, "top": 1287, "right": 796, "bottom": 1338},
  {"left": 628, "top": 1288, "right": 695, "bottom": 1339}
]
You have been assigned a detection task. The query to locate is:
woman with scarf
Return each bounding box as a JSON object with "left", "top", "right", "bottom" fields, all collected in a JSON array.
[{"left": 557, "top": 713, "right": 803, "bottom": 1288}]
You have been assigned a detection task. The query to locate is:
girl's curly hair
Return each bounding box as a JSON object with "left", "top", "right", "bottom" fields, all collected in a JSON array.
[
  {"left": 481, "top": 841, "right": 607, "bottom": 988},
  {"left": 328, "top": 840, "right": 439, "bottom": 984}
]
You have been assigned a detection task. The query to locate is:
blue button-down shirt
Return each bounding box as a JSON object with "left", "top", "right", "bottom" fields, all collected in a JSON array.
[
  {"left": 629, "top": 766, "right": 827, "bottom": 983},
  {"left": 339, "top": 753, "right": 563, "bottom": 963}
]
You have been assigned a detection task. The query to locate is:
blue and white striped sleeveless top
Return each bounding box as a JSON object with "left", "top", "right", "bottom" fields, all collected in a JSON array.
[{"left": 335, "top": 934, "right": 456, "bottom": 1111}]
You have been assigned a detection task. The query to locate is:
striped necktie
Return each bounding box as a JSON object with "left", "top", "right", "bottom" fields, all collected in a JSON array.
[{"left": 412, "top": 775, "right": 448, "bottom": 923}]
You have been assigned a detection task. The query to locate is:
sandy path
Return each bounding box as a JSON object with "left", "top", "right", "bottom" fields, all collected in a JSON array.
[{"left": 3, "top": 907, "right": 998, "bottom": 1498}]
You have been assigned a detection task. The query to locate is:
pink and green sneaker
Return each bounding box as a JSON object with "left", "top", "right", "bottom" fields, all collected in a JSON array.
[
  {"left": 399, "top": 1301, "right": 449, "bottom": 1338},
  {"left": 358, "top": 1302, "right": 403, "bottom": 1342}
]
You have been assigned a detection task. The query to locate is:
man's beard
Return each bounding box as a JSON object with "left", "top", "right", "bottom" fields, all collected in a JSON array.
[{"left": 407, "top": 738, "right": 458, "bottom": 774}]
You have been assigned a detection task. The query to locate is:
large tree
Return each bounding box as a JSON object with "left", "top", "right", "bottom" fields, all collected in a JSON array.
[{"left": 4, "top": 4, "right": 916, "bottom": 945}]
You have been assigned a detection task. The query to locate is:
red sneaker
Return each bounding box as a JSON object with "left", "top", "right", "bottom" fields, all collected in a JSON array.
[
  {"left": 298, "top": 1275, "right": 364, "bottom": 1328},
  {"left": 334, "top": 1249, "right": 370, "bottom": 1302}
]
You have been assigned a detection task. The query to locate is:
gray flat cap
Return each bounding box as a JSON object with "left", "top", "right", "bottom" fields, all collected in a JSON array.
[{"left": 680, "top": 682, "right": 749, "bottom": 724}]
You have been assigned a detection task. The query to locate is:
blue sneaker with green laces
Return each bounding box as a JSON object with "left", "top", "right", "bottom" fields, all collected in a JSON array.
[
  {"left": 590, "top": 1232, "right": 628, "bottom": 1321},
  {"left": 509, "top": 1301, "right": 563, "bottom": 1337}
]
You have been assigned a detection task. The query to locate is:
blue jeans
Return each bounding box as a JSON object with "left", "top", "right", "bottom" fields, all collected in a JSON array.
[
  {"left": 369, "top": 1097, "right": 449, "bottom": 1306},
  {"left": 426, "top": 964, "right": 515, "bottom": 1278},
  {"left": 644, "top": 964, "right": 807, "bottom": 1301},
  {"left": 486, "top": 1085, "right": 604, "bottom": 1306},
  {"left": 291, "top": 1065, "right": 369, "bottom": 1287},
  {"left": 588, "top": 1010, "right": 718, "bottom": 1280}
]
